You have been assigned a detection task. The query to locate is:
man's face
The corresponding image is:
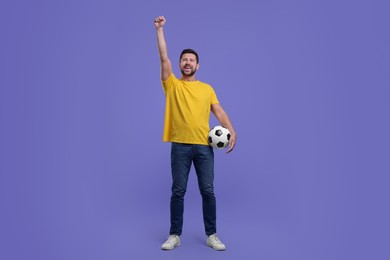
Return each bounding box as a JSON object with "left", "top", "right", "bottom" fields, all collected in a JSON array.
[{"left": 179, "top": 53, "right": 199, "bottom": 77}]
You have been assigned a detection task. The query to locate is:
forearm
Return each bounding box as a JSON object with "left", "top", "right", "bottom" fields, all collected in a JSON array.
[
  {"left": 217, "top": 111, "right": 236, "bottom": 135},
  {"left": 156, "top": 28, "right": 169, "bottom": 62}
]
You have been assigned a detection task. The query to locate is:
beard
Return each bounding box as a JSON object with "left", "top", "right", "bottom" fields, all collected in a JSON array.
[{"left": 180, "top": 67, "right": 197, "bottom": 77}]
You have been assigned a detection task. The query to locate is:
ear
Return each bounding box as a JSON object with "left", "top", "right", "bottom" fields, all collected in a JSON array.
[{"left": 196, "top": 63, "right": 200, "bottom": 70}]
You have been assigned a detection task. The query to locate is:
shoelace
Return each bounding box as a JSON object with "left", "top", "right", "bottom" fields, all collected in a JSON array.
[
  {"left": 166, "top": 235, "right": 178, "bottom": 244},
  {"left": 209, "top": 235, "right": 223, "bottom": 244}
]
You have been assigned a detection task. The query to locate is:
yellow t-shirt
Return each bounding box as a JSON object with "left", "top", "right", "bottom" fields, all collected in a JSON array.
[{"left": 162, "top": 74, "right": 219, "bottom": 145}]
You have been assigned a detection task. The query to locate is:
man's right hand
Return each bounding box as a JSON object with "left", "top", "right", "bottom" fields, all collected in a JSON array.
[{"left": 154, "top": 16, "right": 166, "bottom": 29}]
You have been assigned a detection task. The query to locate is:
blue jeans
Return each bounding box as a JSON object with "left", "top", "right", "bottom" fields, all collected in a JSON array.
[{"left": 169, "top": 142, "right": 216, "bottom": 236}]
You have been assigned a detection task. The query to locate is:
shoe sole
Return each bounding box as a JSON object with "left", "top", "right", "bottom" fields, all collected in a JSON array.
[
  {"left": 207, "top": 243, "right": 226, "bottom": 251},
  {"left": 161, "top": 243, "right": 180, "bottom": 250}
]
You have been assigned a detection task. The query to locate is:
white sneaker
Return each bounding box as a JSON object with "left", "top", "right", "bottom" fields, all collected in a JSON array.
[
  {"left": 207, "top": 234, "right": 226, "bottom": 251},
  {"left": 161, "top": 235, "right": 180, "bottom": 250}
]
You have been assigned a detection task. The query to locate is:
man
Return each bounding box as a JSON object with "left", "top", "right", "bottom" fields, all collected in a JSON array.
[{"left": 154, "top": 16, "right": 236, "bottom": 251}]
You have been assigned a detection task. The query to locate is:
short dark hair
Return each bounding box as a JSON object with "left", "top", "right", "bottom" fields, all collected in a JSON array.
[{"left": 180, "top": 49, "right": 199, "bottom": 63}]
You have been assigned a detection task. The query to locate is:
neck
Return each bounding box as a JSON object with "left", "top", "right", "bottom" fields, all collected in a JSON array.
[{"left": 180, "top": 75, "right": 197, "bottom": 82}]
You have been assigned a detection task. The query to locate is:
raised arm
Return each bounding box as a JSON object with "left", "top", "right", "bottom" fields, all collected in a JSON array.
[
  {"left": 154, "top": 16, "right": 172, "bottom": 81},
  {"left": 211, "top": 103, "right": 237, "bottom": 153}
]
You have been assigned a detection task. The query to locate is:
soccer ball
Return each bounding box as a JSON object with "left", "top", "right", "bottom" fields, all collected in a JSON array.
[{"left": 208, "top": 126, "right": 231, "bottom": 149}]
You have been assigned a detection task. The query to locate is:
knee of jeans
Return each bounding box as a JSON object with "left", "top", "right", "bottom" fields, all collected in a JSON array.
[
  {"left": 171, "top": 187, "right": 186, "bottom": 198},
  {"left": 200, "top": 187, "right": 215, "bottom": 198}
]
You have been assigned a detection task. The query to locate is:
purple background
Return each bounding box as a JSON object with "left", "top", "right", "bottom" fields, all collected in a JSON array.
[{"left": 1, "top": 0, "right": 389, "bottom": 259}]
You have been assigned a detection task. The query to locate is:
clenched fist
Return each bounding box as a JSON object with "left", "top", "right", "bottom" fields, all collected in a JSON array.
[{"left": 154, "top": 16, "right": 166, "bottom": 29}]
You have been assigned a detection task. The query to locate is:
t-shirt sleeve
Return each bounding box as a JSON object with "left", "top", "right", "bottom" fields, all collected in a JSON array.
[
  {"left": 210, "top": 88, "right": 219, "bottom": 105},
  {"left": 162, "top": 74, "right": 176, "bottom": 95}
]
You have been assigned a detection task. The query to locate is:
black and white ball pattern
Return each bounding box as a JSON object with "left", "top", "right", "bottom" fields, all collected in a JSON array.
[{"left": 208, "top": 126, "right": 231, "bottom": 149}]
